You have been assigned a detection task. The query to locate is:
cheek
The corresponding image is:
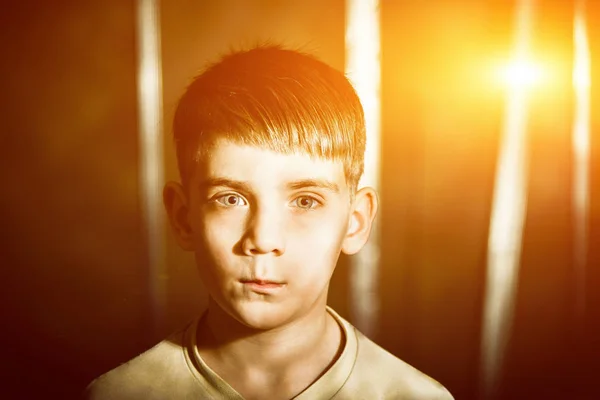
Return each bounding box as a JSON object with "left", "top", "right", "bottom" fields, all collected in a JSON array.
[
  {"left": 195, "top": 209, "right": 245, "bottom": 245},
  {"left": 287, "top": 215, "right": 347, "bottom": 276},
  {"left": 192, "top": 210, "right": 246, "bottom": 274},
  {"left": 294, "top": 207, "right": 348, "bottom": 243}
]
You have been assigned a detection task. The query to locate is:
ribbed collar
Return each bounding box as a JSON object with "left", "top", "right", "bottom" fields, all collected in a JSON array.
[{"left": 182, "top": 307, "right": 358, "bottom": 399}]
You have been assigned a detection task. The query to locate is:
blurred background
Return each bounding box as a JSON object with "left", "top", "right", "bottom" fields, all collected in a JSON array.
[{"left": 1, "top": 1, "right": 598, "bottom": 399}]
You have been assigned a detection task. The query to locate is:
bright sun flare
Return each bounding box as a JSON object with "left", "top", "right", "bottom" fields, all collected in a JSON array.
[{"left": 501, "top": 59, "right": 544, "bottom": 88}]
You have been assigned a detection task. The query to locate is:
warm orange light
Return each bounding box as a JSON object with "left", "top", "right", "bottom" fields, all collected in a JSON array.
[
  {"left": 137, "top": 0, "right": 166, "bottom": 334},
  {"left": 499, "top": 59, "right": 544, "bottom": 88},
  {"left": 481, "top": 0, "right": 535, "bottom": 398},
  {"left": 573, "top": 14, "right": 591, "bottom": 91},
  {"left": 572, "top": 2, "right": 591, "bottom": 320},
  {"left": 345, "top": 0, "right": 380, "bottom": 337}
]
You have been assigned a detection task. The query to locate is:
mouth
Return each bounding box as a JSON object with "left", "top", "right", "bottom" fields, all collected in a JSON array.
[{"left": 240, "top": 279, "right": 286, "bottom": 293}]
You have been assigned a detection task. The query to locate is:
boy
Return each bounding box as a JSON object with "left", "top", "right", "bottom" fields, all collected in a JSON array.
[{"left": 86, "top": 45, "right": 453, "bottom": 399}]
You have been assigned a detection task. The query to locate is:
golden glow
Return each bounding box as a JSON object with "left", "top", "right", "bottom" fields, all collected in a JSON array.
[
  {"left": 345, "top": 0, "right": 380, "bottom": 336},
  {"left": 499, "top": 59, "right": 544, "bottom": 88},
  {"left": 572, "top": 2, "right": 591, "bottom": 319},
  {"left": 481, "top": 0, "right": 534, "bottom": 398},
  {"left": 573, "top": 14, "right": 591, "bottom": 92},
  {"left": 137, "top": 0, "right": 166, "bottom": 333}
]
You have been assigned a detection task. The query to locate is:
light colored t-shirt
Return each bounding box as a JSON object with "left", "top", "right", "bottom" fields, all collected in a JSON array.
[{"left": 85, "top": 308, "right": 453, "bottom": 399}]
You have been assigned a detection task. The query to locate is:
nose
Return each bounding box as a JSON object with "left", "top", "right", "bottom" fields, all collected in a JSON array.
[{"left": 241, "top": 205, "right": 286, "bottom": 256}]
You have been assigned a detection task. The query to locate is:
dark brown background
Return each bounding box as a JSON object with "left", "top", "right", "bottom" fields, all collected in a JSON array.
[{"left": 1, "top": 1, "right": 598, "bottom": 399}]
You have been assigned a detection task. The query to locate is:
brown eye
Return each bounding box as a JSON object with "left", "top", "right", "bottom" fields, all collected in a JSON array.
[
  {"left": 216, "top": 194, "right": 247, "bottom": 207},
  {"left": 295, "top": 196, "right": 318, "bottom": 209}
]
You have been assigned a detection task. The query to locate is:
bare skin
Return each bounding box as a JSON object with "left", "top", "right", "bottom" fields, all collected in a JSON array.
[
  {"left": 163, "top": 140, "right": 378, "bottom": 399},
  {"left": 196, "top": 295, "right": 345, "bottom": 400}
]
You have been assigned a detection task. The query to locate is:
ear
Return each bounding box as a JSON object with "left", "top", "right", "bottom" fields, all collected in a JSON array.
[
  {"left": 342, "top": 187, "right": 379, "bottom": 255},
  {"left": 163, "top": 181, "right": 195, "bottom": 251}
]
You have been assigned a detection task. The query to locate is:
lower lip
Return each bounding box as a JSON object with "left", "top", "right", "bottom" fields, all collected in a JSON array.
[{"left": 242, "top": 282, "right": 286, "bottom": 293}]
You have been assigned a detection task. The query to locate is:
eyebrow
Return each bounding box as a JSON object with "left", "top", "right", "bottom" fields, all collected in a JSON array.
[
  {"left": 198, "top": 177, "right": 252, "bottom": 193},
  {"left": 286, "top": 179, "right": 340, "bottom": 193},
  {"left": 198, "top": 177, "right": 340, "bottom": 193}
]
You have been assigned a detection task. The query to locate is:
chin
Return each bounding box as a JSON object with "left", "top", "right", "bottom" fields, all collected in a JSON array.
[{"left": 231, "top": 301, "right": 294, "bottom": 331}]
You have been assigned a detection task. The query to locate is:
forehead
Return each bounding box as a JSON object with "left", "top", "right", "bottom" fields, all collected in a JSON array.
[{"left": 193, "top": 139, "right": 347, "bottom": 188}]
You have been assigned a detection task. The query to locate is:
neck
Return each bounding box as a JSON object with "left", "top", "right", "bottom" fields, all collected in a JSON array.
[{"left": 196, "top": 298, "right": 343, "bottom": 378}]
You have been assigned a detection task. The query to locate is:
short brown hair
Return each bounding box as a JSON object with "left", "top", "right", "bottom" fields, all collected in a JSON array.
[{"left": 173, "top": 45, "right": 366, "bottom": 192}]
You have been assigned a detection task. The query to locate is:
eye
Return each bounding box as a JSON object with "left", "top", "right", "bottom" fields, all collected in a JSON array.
[
  {"left": 215, "top": 194, "right": 247, "bottom": 207},
  {"left": 293, "top": 196, "right": 320, "bottom": 210}
]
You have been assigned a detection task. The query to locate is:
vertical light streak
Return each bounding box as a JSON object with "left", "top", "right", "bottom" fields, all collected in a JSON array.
[
  {"left": 345, "top": 0, "right": 381, "bottom": 336},
  {"left": 572, "top": 0, "right": 591, "bottom": 322},
  {"left": 136, "top": 0, "right": 165, "bottom": 334},
  {"left": 480, "top": 0, "right": 535, "bottom": 398}
]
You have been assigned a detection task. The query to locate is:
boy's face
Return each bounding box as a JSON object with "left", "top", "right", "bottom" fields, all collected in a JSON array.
[{"left": 182, "top": 139, "right": 354, "bottom": 330}]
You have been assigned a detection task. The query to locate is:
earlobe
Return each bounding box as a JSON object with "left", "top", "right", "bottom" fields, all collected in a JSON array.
[
  {"left": 341, "top": 187, "right": 378, "bottom": 255},
  {"left": 163, "top": 181, "right": 195, "bottom": 251}
]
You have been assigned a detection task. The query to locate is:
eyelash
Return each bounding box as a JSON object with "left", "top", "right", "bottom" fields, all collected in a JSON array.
[
  {"left": 214, "top": 193, "right": 248, "bottom": 207},
  {"left": 212, "top": 194, "right": 322, "bottom": 210},
  {"left": 292, "top": 195, "right": 321, "bottom": 210}
]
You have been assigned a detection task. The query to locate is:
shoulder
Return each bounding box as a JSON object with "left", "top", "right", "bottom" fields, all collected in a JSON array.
[
  {"left": 84, "top": 328, "right": 192, "bottom": 400},
  {"left": 342, "top": 326, "right": 454, "bottom": 400}
]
